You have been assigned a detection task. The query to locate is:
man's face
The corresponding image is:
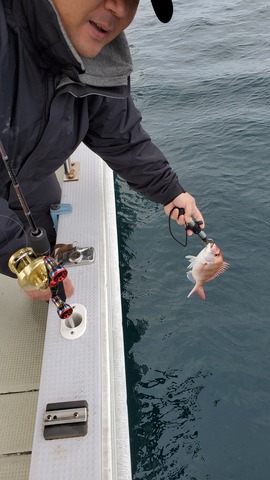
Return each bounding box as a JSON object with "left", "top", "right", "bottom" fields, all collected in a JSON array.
[{"left": 53, "top": 0, "right": 140, "bottom": 58}]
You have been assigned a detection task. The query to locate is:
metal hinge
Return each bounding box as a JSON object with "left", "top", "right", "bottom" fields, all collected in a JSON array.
[
  {"left": 43, "top": 400, "right": 88, "bottom": 440},
  {"left": 54, "top": 245, "right": 95, "bottom": 266},
  {"left": 63, "top": 158, "right": 80, "bottom": 182}
]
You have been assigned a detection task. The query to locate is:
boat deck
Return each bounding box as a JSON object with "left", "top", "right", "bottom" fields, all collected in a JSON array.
[
  {"left": 0, "top": 144, "right": 131, "bottom": 479},
  {"left": 0, "top": 276, "right": 46, "bottom": 479}
]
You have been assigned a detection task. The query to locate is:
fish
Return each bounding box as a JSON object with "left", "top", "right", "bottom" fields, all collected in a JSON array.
[{"left": 186, "top": 242, "right": 229, "bottom": 300}]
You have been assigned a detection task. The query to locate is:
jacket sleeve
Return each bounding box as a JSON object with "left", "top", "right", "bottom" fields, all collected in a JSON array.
[{"left": 83, "top": 94, "right": 185, "bottom": 205}]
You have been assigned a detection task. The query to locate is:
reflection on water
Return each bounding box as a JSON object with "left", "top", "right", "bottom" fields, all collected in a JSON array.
[{"left": 132, "top": 368, "right": 212, "bottom": 480}]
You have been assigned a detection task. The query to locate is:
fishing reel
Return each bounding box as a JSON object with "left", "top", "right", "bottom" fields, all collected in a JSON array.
[
  {"left": 9, "top": 247, "right": 49, "bottom": 291},
  {"left": 8, "top": 247, "right": 73, "bottom": 319},
  {"left": 1, "top": 139, "right": 73, "bottom": 319}
]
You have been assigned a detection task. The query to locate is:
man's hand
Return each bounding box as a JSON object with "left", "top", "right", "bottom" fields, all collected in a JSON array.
[
  {"left": 23, "top": 276, "right": 74, "bottom": 301},
  {"left": 164, "top": 192, "right": 205, "bottom": 235}
]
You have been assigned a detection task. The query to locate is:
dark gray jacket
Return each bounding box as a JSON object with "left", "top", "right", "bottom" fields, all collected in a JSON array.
[{"left": 0, "top": 0, "right": 184, "bottom": 275}]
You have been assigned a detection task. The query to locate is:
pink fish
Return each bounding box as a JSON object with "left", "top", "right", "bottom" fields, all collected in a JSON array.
[{"left": 186, "top": 243, "right": 229, "bottom": 300}]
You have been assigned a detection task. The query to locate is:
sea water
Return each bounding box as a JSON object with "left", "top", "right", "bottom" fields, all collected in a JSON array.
[{"left": 115, "top": 1, "right": 270, "bottom": 478}]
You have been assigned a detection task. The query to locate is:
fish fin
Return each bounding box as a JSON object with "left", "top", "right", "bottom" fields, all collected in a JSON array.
[
  {"left": 187, "top": 284, "right": 206, "bottom": 300},
  {"left": 185, "top": 255, "right": 197, "bottom": 269},
  {"left": 186, "top": 271, "right": 195, "bottom": 284},
  {"left": 205, "top": 261, "right": 230, "bottom": 282},
  {"left": 196, "top": 286, "right": 206, "bottom": 300}
]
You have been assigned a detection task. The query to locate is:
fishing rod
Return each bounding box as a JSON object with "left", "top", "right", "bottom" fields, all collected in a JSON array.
[
  {"left": 0, "top": 138, "right": 72, "bottom": 319},
  {"left": 0, "top": 138, "right": 50, "bottom": 255}
]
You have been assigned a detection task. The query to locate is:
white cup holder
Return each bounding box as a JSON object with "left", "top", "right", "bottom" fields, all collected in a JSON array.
[{"left": 60, "top": 303, "right": 87, "bottom": 340}]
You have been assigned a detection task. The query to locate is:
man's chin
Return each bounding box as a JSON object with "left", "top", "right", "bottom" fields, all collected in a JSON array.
[{"left": 76, "top": 44, "right": 105, "bottom": 59}]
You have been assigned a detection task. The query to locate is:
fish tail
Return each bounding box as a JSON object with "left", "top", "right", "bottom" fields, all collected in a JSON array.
[{"left": 187, "top": 284, "right": 206, "bottom": 300}]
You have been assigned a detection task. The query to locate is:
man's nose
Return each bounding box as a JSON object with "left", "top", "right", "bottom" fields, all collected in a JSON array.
[{"left": 104, "top": 0, "right": 129, "bottom": 18}]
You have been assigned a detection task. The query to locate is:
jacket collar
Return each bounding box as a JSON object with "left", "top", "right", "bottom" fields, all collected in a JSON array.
[{"left": 19, "top": 0, "right": 132, "bottom": 86}]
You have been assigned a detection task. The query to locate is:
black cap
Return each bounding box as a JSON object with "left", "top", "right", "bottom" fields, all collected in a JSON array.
[{"left": 151, "top": 0, "right": 173, "bottom": 23}]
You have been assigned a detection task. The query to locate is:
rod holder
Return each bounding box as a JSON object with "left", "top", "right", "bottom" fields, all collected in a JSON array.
[{"left": 60, "top": 303, "right": 87, "bottom": 340}]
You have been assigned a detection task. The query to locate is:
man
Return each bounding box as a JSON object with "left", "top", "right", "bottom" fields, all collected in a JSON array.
[{"left": 0, "top": 0, "right": 204, "bottom": 300}]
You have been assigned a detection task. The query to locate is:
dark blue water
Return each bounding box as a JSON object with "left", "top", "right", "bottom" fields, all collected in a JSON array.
[{"left": 116, "top": 1, "right": 270, "bottom": 478}]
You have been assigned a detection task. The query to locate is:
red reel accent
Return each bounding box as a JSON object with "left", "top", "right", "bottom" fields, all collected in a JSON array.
[
  {"left": 50, "top": 267, "right": 67, "bottom": 284},
  {"left": 59, "top": 305, "right": 73, "bottom": 319}
]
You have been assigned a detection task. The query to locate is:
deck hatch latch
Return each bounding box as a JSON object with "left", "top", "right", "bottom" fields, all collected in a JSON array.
[{"left": 43, "top": 400, "right": 88, "bottom": 440}]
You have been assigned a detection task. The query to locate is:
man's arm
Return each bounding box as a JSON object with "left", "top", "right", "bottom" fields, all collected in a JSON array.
[
  {"left": 84, "top": 94, "right": 184, "bottom": 205},
  {"left": 84, "top": 94, "right": 204, "bottom": 227}
]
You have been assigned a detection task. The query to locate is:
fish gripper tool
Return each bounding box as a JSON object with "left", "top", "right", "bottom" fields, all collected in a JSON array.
[
  {"left": 176, "top": 208, "right": 213, "bottom": 244},
  {"left": 185, "top": 218, "right": 208, "bottom": 243}
]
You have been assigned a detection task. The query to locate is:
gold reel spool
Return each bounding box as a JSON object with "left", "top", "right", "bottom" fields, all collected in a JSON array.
[{"left": 8, "top": 247, "right": 49, "bottom": 292}]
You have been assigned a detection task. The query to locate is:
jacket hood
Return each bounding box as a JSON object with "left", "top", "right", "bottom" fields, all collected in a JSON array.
[{"left": 20, "top": 0, "right": 133, "bottom": 86}]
